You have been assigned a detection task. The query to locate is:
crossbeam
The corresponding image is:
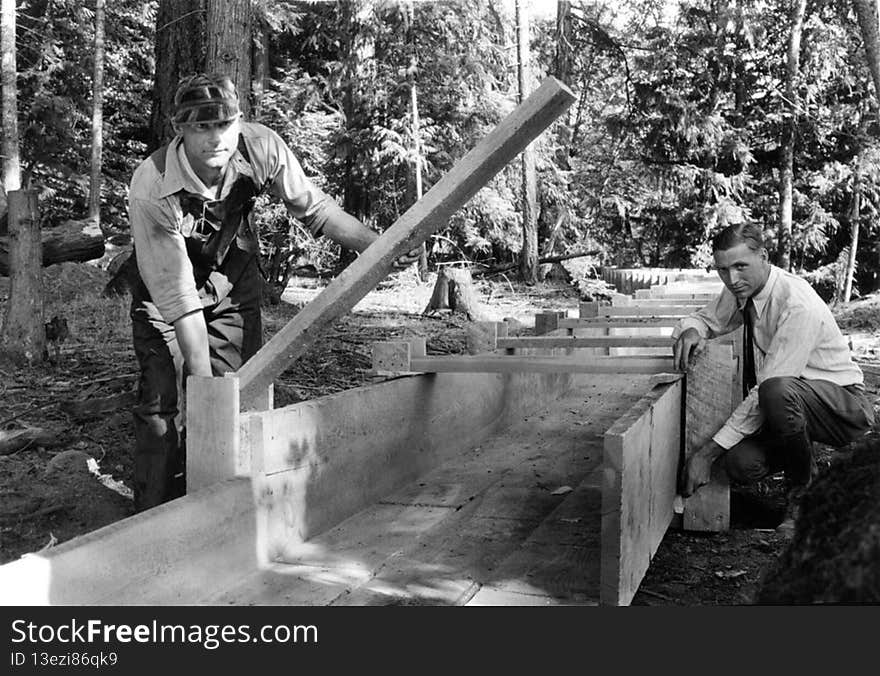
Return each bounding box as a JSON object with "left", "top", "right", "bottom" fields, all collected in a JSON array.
[
  {"left": 597, "top": 305, "right": 697, "bottom": 317},
  {"left": 233, "top": 77, "right": 575, "bottom": 405},
  {"left": 403, "top": 355, "right": 674, "bottom": 374},
  {"left": 497, "top": 336, "right": 674, "bottom": 349},
  {"left": 558, "top": 317, "right": 684, "bottom": 329}
]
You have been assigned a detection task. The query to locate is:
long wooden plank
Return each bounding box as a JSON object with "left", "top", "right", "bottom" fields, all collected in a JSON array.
[
  {"left": 497, "top": 336, "right": 674, "bottom": 349},
  {"left": 559, "top": 317, "right": 683, "bottom": 329},
  {"left": 600, "top": 380, "right": 682, "bottom": 606},
  {"left": 599, "top": 305, "right": 697, "bottom": 317},
  {"left": 236, "top": 77, "right": 575, "bottom": 405},
  {"left": 407, "top": 355, "right": 675, "bottom": 374},
  {"left": 637, "top": 291, "right": 717, "bottom": 301},
  {"left": 613, "top": 295, "right": 706, "bottom": 307}
]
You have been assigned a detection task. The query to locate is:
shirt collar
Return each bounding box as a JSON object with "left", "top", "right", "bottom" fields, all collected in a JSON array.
[
  {"left": 745, "top": 264, "right": 778, "bottom": 318},
  {"left": 157, "top": 135, "right": 254, "bottom": 200}
]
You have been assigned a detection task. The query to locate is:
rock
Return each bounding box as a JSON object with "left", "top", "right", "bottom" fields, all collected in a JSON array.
[{"left": 44, "top": 450, "right": 93, "bottom": 479}]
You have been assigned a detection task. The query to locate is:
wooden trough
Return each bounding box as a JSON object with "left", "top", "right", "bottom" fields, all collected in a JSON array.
[{"left": 0, "top": 317, "right": 735, "bottom": 607}]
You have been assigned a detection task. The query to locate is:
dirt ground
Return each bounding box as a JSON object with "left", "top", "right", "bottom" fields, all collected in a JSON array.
[{"left": 1, "top": 262, "right": 879, "bottom": 606}]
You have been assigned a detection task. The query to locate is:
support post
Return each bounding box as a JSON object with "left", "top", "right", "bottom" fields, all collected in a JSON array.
[
  {"left": 371, "top": 337, "right": 426, "bottom": 375},
  {"left": 466, "top": 321, "right": 508, "bottom": 354},
  {"left": 186, "top": 374, "right": 241, "bottom": 493}
]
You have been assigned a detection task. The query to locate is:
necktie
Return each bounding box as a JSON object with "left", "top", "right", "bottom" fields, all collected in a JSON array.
[{"left": 742, "top": 297, "right": 757, "bottom": 398}]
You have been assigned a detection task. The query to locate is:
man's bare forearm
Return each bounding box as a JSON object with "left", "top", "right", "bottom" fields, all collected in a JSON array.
[
  {"left": 173, "top": 310, "right": 212, "bottom": 377},
  {"left": 320, "top": 209, "right": 378, "bottom": 253}
]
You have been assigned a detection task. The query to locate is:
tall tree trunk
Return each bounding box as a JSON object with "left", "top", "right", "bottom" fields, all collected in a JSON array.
[
  {"left": 405, "top": 0, "right": 428, "bottom": 279},
  {"left": 150, "top": 0, "right": 253, "bottom": 151},
  {"left": 1, "top": 0, "right": 21, "bottom": 196},
  {"left": 335, "top": 0, "right": 376, "bottom": 271},
  {"left": 150, "top": 0, "right": 207, "bottom": 151},
  {"left": 777, "top": 0, "right": 807, "bottom": 271},
  {"left": 844, "top": 156, "right": 861, "bottom": 304},
  {"left": 341, "top": 0, "right": 375, "bottom": 224},
  {"left": 516, "top": 0, "right": 538, "bottom": 284},
  {"left": 854, "top": 0, "right": 880, "bottom": 106},
  {"left": 1, "top": 191, "right": 45, "bottom": 365},
  {"left": 0, "top": 3, "right": 43, "bottom": 362},
  {"left": 411, "top": 76, "right": 429, "bottom": 279},
  {"left": 88, "top": 0, "right": 106, "bottom": 228},
  {"left": 555, "top": 1, "right": 572, "bottom": 86},
  {"left": 206, "top": 0, "right": 252, "bottom": 117},
  {"left": 252, "top": 0, "right": 270, "bottom": 117}
]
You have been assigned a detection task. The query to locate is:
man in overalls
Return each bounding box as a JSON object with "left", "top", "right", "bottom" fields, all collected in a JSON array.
[{"left": 127, "top": 74, "right": 410, "bottom": 511}]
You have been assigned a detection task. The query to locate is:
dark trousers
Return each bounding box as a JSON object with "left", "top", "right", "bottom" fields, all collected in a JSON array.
[
  {"left": 722, "top": 376, "right": 874, "bottom": 487},
  {"left": 130, "top": 260, "right": 263, "bottom": 511}
]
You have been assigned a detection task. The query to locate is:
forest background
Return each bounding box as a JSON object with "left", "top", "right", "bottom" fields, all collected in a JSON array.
[{"left": 4, "top": 0, "right": 880, "bottom": 302}]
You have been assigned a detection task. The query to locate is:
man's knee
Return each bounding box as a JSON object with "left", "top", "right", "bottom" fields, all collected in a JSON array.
[
  {"left": 758, "top": 376, "right": 797, "bottom": 408},
  {"left": 758, "top": 376, "right": 804, "bottom": 431},
  {"left": 722, "top": 443, "right": 772, "bottom": 484}
]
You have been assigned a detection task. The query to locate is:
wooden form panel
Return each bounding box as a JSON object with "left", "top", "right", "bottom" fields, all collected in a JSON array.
[
  {"left": 0, "top": 479, "right": 259, "bottom": 605},
  {"left": 682, "top": 341, "right": 735, "bottom": 531},
  {"left": 240, "top": 365, "right": 586, "bottom": 563},
  {"left": 600, "top": 379, "right": 683, "bottom": 606}
]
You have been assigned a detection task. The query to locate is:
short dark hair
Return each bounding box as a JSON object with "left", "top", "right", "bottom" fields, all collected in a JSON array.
[{"left": 711, "top": 223, "right": 765, "bottom": 253}]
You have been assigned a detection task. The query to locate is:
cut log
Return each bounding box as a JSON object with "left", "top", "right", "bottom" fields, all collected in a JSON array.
[
  {"left": 0, "top": 216, "right": 105, "bottom": 276},
  {"left": 59, "top": 390, "right": 137, "bottom": 421},
  {"left": 423, "top": 267, "right": 487, "bottom": 320},
  {"left": 473, "top": 249, "right": 600, "bottom": 277},
  {"left": 0, "top": 426, "right": 57, "bottom": 456}
]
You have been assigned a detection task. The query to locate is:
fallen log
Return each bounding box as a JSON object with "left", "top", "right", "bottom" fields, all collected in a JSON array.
[
  {"left": 0, "top": 217, "right": 105, "bottom": 276},
  {"left": 59, "top": 390, "right": 137, "bottom": 421},
  {"left": 473, "top": 249, "right": 600, "bottom": 277},
  {"left": 0, "top": 426, "right": 57, "bottom": 456}
]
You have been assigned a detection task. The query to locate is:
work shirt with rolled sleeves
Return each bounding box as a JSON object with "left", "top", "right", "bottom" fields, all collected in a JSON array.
[
  {"left": 671, "top": 264, "right": 863, "bottom": 449},
  {"left": 128, "top": 121, "right": 349, "bottom": 325}
]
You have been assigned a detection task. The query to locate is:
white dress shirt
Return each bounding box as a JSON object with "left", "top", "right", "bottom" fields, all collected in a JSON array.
[{"left": 673, "top": 265, "right": 863, "bottom": 449}]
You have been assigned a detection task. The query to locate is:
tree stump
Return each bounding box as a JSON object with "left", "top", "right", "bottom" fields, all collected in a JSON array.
[
  {"left": 423, "top": 267, "right": 487, "bottom": 321},
  {"left": 1, "top": 190, "right": 46, "bottom": 364}
]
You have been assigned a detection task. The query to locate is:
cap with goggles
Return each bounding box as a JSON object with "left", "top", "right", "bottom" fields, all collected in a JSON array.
[{"left": 172, "top": 73, "right": 241, "bottom": 126}]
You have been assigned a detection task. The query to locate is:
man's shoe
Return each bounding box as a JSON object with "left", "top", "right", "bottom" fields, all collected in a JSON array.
[{"left": 776, "top": 484, "right": 807, "bottom": 538}]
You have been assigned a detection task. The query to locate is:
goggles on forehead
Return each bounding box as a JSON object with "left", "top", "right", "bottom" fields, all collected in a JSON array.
[{"left": 172, "top": 78, "right": 241, "bottom": 126}]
